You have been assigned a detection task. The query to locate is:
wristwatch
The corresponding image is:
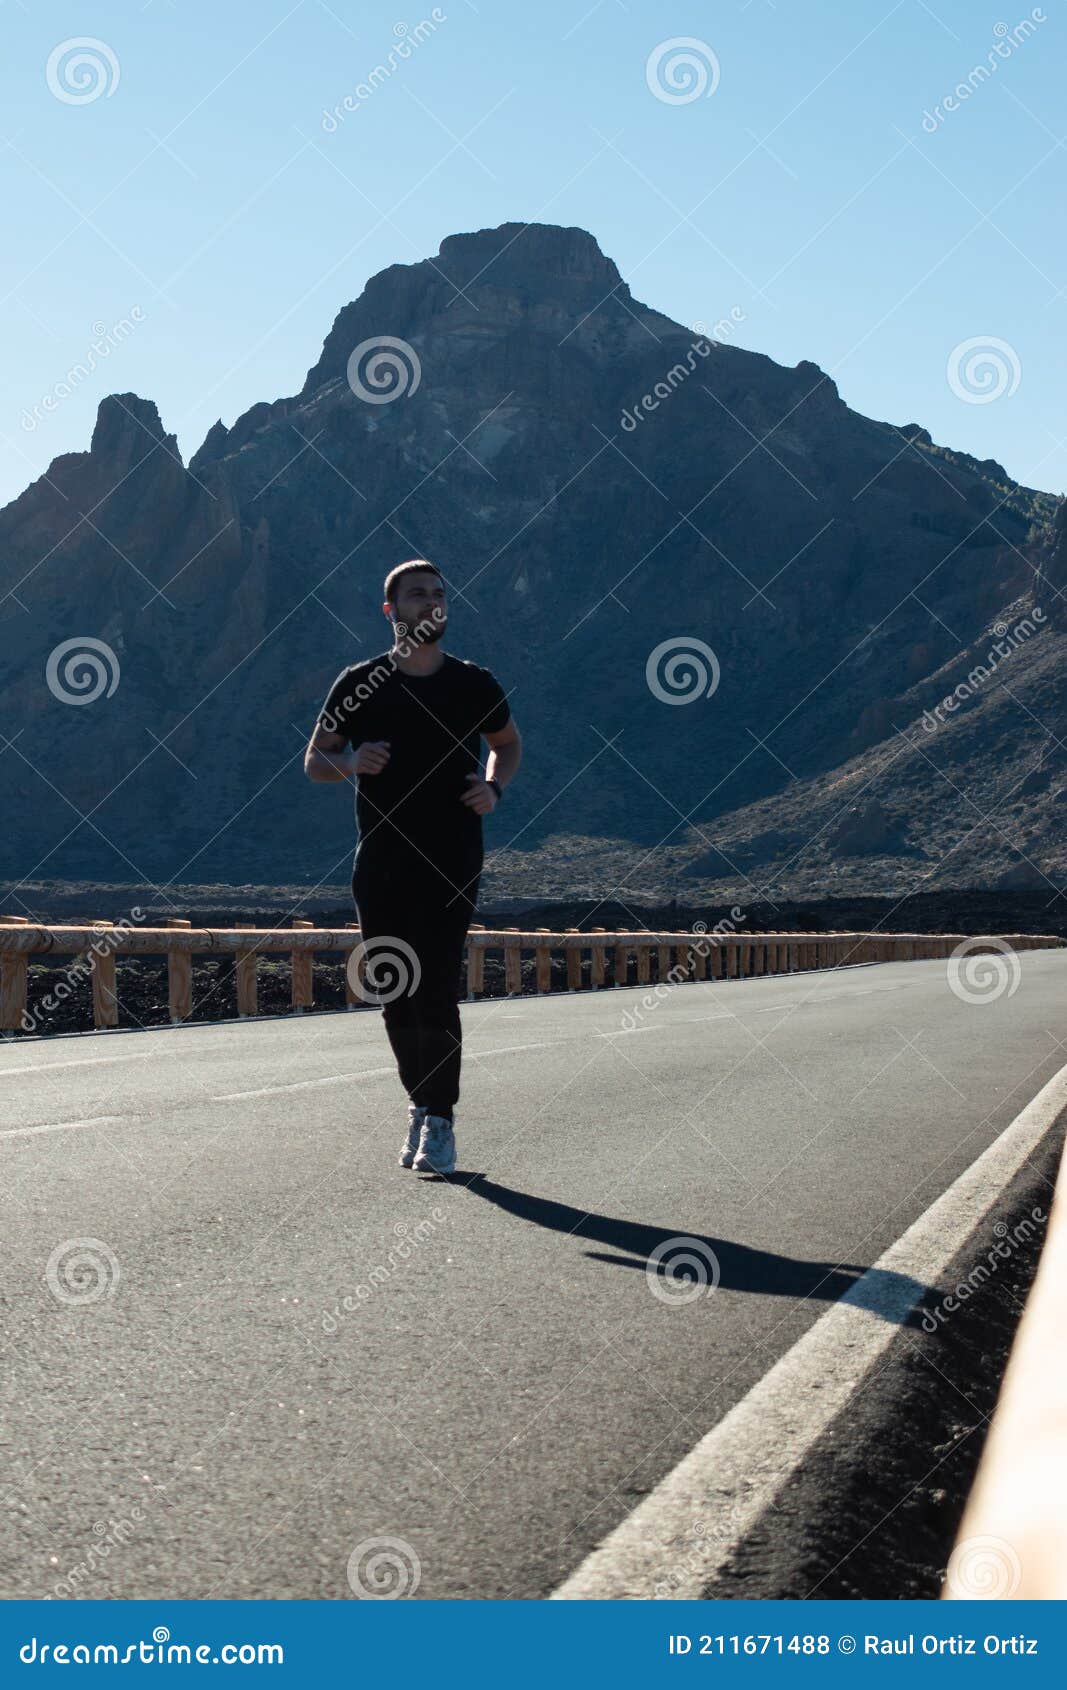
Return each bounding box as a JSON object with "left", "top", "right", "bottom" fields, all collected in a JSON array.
[{"left": 487, "top": 777, "right": 502, "bottom": 800}]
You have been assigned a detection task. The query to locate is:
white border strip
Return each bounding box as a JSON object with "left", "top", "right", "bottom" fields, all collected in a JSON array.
[{"left": 551, "top": 1061, "right": 1067, "bottom": 1600}]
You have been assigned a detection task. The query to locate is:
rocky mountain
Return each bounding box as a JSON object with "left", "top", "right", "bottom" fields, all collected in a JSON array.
[{"left": 0, "top": 221, "right": 1062, "bottom": 912}]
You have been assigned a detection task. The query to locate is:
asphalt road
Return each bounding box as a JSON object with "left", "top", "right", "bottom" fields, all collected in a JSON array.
[{"left": 2, "top": 951, "right": 1066, "bottom": 1600}]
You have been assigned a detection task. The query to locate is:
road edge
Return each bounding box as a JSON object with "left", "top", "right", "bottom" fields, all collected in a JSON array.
[{"left": 550, "top": 1060, "right": 1067, "bottom": 1600}]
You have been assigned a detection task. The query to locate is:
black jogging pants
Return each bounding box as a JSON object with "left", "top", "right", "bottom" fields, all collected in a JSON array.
[{"left": 352, "top": 844, "right": 481, "bottom": 1119}]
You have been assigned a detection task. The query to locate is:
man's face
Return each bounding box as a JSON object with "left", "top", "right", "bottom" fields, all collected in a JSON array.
[{"left": 391, "top": 572, "right": 447, "bottom": 645}]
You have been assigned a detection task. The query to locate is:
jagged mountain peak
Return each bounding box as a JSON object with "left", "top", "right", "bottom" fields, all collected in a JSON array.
[{"left": 299, "top": 221, "right": 651, "bottom": 399}]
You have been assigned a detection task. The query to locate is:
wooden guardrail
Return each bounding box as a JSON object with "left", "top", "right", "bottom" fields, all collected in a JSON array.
[
  {"left": 944, "top": 1122, "right": 1067, "bottom": 1599},
  {"left": 0, "top": 917, "right": 1061, "bottom": 1034}
]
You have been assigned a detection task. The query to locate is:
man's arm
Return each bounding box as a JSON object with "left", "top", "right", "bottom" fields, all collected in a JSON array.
[
  {"left": 303, "top": 724, "right": 392, "bottom": 784},
  {"left": 484, "top": 720, "right": 522, "bottom": 791},
  {"left": 304, "top": 722, "right": 357, "bottom": 783},
  {"left": 460, "top": 720, "right": 522, "bottom": 813}
]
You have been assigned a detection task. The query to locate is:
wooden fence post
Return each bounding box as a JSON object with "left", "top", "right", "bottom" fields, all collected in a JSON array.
[
  {"left": 166, "top": 919, "right": 192, "bottom": 1024},
  {"left": 635, "top": 936, "right": 651, "bottom": 986},
  {"left": 89, "top": 921, "right": 118, "bottom": 1029},
  {"left": 343, "top": 923, "right": 362, "bottom": 1008},
  {"left": 291, "top": 919, "right": 313, "bottom": 1012},
  {"left": 534, "top": 929, "right": 552, "bottom": 994},
  {"left": 504, "top": 929, "right": 522, "bottom": 996},
  {"left": 0, "top": 916, "right": 29, "bottom": 1033},
  {"left": 467, "top": 925, "right": 485, "bottom": 998},
  {"left": 590, "top": 929, "right": 607, "bottom": 989},
  {"left": 565, "top": 929, "right": 582, "bottom": 992},
  {"left": 234, "top": 923, "right": 259, "bottom": 1017}
]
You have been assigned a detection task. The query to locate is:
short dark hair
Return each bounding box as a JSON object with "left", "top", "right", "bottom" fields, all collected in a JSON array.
[{"left": 384, "top": 558, "right": 444, "bottom": 604}]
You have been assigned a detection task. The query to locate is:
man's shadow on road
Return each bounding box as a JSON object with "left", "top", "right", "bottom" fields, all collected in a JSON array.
[{"left": 455, "top": 1175, "right": 931, "bottom": 1328}]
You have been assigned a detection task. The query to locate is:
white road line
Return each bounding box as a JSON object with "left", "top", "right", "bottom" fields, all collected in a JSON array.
[
  {"left": 550, "top": 1059, "right": 1067, "bottom": 1600},
  {"left": 212, "top": 1042, "right": 556, "bottom": 1101},
  {"left": 596, "top": 1026, "right": 670, "bottom": 1037},
  {"left": 211, "top": 1068, "right": 396, "bottom": 1101},
  {"left": 0, "top": 1116, "right": 128, "bottom": 1141},
  {"left": 466, "top": 1042, "right": 554, "bottom": 1056},
  {"left": 0, "top": 1051, "right": 156, "bottom": 1078}
]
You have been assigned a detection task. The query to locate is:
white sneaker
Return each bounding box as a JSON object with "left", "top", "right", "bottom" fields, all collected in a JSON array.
[
  {"left": 413, "top": 1113, "right": 457, "bottom": 1174},
  {"left": 399, "top": 1104, "right": 427, "bottom": 1168}
]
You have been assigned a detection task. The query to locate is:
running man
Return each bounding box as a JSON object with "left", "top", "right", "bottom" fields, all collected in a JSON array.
[{"left": 304, "top": 560, "right": 521, "bottom": 1174}]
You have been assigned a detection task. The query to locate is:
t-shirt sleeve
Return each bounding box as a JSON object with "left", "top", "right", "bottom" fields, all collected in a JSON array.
[
  {"left": 316, "top": 667, "right": 362, "bottom": 745},
  {"left": 473, "top": 666, "right": 511, "bottom": 736}
]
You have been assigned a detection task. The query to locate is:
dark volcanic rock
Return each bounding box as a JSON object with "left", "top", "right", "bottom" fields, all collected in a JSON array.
[
  {"left": 0, "top": 220, "right": 1061, "bottom": 902},
  {"left": 827, "top": 799, "right": 908, "bottom": 857}
]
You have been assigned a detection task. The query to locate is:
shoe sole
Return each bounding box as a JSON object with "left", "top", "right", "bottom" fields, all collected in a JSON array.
[{"left": 413, "top": 1154, "right": 457, "bottom": 1174}]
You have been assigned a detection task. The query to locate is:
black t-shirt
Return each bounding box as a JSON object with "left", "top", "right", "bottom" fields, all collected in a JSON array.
[{"left": 317, "top": 650, "right": 511, "bottom": 866}]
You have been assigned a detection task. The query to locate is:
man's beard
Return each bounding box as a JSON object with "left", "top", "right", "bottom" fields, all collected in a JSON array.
[{"left": 396, "top": 611, "right": 446, "bottom": 647}]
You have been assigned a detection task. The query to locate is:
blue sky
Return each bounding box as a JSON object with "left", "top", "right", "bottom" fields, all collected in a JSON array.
[{"left": 1, "top": 0, "right": 1062, "bottom": 508}]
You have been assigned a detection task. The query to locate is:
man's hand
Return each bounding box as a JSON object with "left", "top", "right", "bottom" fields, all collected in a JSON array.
[
  {"left": 304, "top": 727, "right": 389, "bottom": 784},
  {"left": 354, "top": 740, "right": 391, "bottom": 775},
  {"left": 459, "top": 771, "right": 498, "bottom": 814}
]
